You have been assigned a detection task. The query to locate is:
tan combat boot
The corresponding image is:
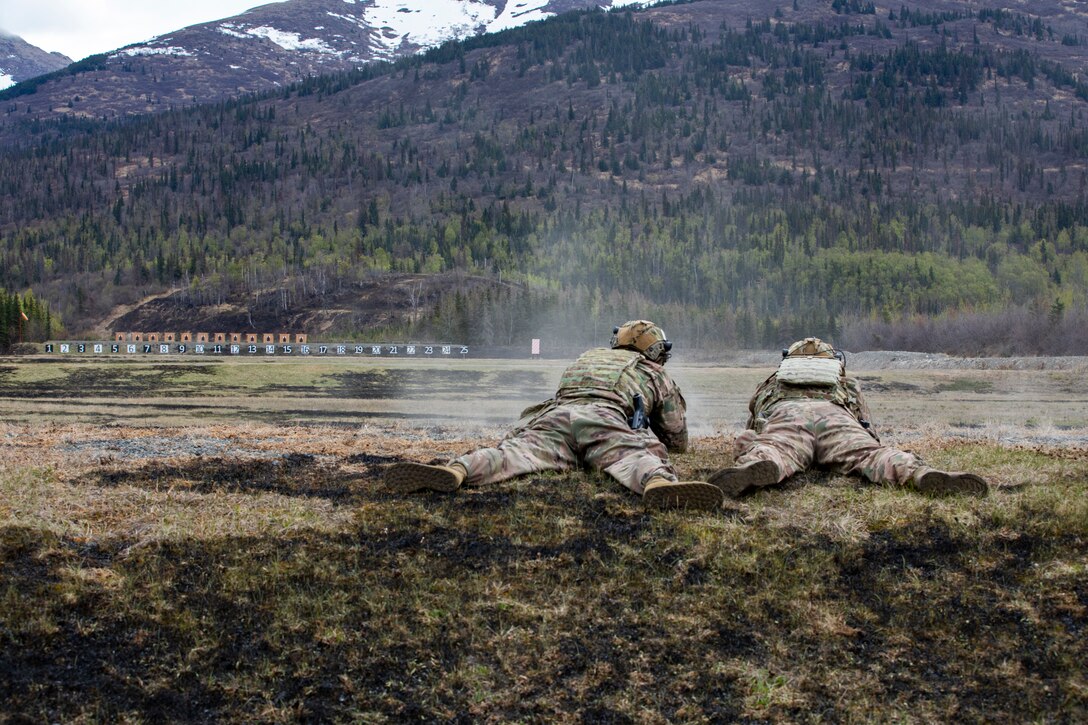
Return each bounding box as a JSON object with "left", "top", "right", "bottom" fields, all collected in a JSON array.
[
  {"left": 707, "top": 460, "right": 782, "bottom": 499},
  {"left": 910, "top": 468, "right": 989, "bottom": 497},
  {"left": 384, "top": 462, "right": 467, "bottom": 493},
  {"left": 642, "top": 476, "right": 724, "bottom": 511}
]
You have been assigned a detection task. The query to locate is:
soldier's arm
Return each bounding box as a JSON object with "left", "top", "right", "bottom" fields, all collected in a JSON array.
[
  {"left": 844, "top": 377, "right": 870, "bottom": 420},
  {"left": 746, "top": 374, "right": 777, "bottom": 429},
  {"left": 845, "top": 377, "right": 879, "bottom": 438},
  {"left": 649, "top": 373, "right": 689, "bottom": 453},
  {"left": 518, "top": 398, "right": 554, "bottom": 420}
]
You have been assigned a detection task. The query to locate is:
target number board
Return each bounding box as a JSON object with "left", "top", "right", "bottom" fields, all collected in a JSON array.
[{"left": 42, "top": 342, "right": 469, "bottom": 357}]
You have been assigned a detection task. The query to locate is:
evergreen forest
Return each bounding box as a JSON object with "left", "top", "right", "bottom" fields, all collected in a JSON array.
[
  {"left": 0, "top": 289, "right": 55, "bottom": 352},
  {"left": 3, "top": 0, "right": 1088, "bottom": 353}
]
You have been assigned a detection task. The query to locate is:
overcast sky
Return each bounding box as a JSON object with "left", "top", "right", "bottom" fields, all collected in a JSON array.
[{"left": 1, "top": 1, "right": 266, "bottom": 61}]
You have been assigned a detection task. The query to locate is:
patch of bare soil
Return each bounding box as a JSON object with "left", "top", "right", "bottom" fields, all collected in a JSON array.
[{"left": 93, "top": 289, "right": 183, "bottom": 339}]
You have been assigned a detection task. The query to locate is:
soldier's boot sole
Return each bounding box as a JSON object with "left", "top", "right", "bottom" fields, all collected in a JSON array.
[
  {"left": 643, "top": 480, "right": 724, "bottom": 511},
  {"left": 913, "top": 470, "right": 989, "bottom": 497},
  {"left": 708, "top": 460, "right": 781, "bottom": 499},
  {"left": 384, "top": 463, "right": 464, "bottom": 493}
]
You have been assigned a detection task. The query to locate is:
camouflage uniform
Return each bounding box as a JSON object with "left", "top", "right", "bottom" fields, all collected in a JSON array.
[
  {"left": 387, "top": 320, "right": 723, "bottom": 511},
  {"left": 453, "top": 347, "right": 688, "bottom": 494},
  {"left": 733, "top": 366, "right": 924, "bottom": 486}
]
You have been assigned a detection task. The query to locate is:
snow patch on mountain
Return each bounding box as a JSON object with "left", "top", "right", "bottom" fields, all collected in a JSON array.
[
  {"left": 0, "top": 70, "right": 14, "bottom": 91},
  {"left": 219, "top": 23, "right": 340, "bottom": 55},
  {"left": 362, "top": 0, "right": 650, "bottom": 59},
  {"left": 117, "top": 46, "right": 195, "bottom": 58},
  {"left": 490, "top": 3, "right": 553, "bottom": 32},
  {"left": 363, "top": 0, "right": 491, "bottom": 57},
  {"left": 246, "top": 26, "right": 340, "bottom": 54}
]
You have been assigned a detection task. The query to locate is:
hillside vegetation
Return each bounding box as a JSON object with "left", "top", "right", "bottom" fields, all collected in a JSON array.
[{"left": 3, "top": 0, "right": 1088, "bottom": 351}]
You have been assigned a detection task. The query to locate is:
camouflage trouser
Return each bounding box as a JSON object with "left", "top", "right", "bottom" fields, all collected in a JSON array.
[
  {"left": 734, "top": 400, "right": 923, "bottom": 486},
  {"left": 453, "top": 402, "right": 676, "bottom": 494}
]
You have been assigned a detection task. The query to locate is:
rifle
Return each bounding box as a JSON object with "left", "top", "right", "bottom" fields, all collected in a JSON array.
[{"left": 630, "top": 393, "right": 648, "bottom": 430}]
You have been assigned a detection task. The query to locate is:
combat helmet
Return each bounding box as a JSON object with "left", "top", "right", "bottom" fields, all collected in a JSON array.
[
  {"left": 783, "top": 337, "right": 836, "bottom": 359},
  {"left": 782, "top": 337, "right": 847, "bottom": 370},
  {"left": 612, "top": 320, "right": 672, "bottom": 364}
]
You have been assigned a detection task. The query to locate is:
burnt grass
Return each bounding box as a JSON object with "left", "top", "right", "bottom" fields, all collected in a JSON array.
[
  {"left": 2, "top": 455, "right": 1087, "bottom": 723},
  {"left": 93, "top": 453, "right": 384, "bottom": 501},
  {"left": 0, "top": 365, "right": 552, "bottom": 423},
  {"left": 0, "top": 363, "right": 224, "bottom": 399},
  {"left": 325, "top": 368, "right": 551, "bottom": 400}
]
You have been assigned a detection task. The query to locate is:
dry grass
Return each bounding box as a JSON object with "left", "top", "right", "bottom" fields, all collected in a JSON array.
[
  {"left": 1, "top": 418, "right": 1086, "bottom": 723},
  {"left": 1, "top": 360, "right": 1086, "bottom": 721}
]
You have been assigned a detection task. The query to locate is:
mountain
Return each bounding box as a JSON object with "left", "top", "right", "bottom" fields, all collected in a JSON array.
[
  {"left": 3, "top": 0, "right": 1088, "bottom": 353},
  {"left": 0, "top": 31, "right": 72, "bottom": 91},
  {"left": 0, "top": 0, "right": 643, "bottom": 130}
]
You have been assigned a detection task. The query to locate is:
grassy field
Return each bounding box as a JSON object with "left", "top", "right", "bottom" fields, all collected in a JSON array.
[{"left": 1, "top": 357, "right": 1086, "bottom": 722}]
